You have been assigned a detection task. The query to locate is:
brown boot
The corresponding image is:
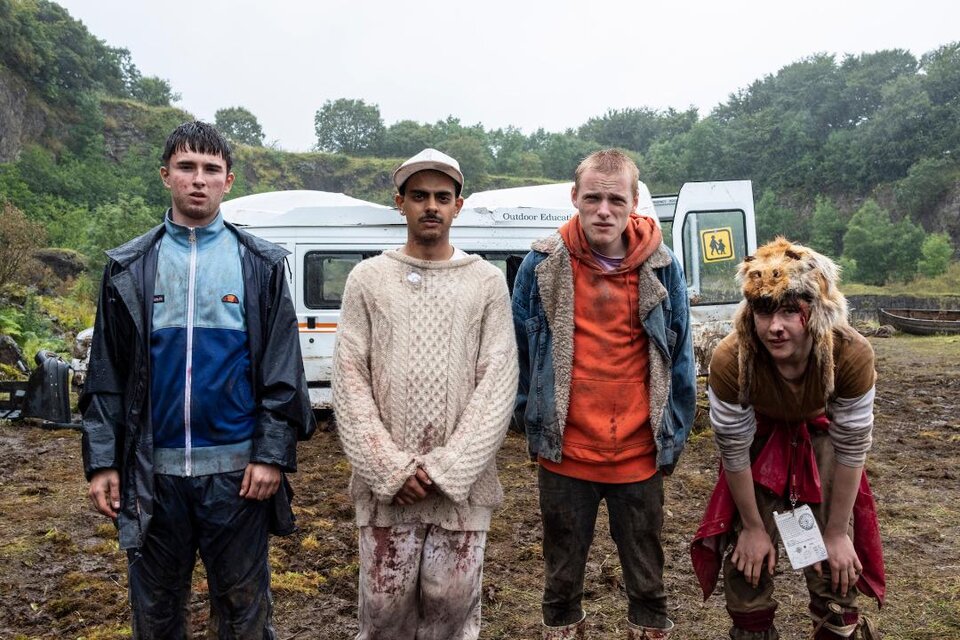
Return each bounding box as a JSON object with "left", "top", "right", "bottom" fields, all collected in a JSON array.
[
  {"left": 728, "top": 627, "right": 779, "bottom": 640},
  {"left": 542, "top": 613, "right": 586, "bottom": 640},
  {"left": 728, "top": 606, "right": 779, "bottom": 640},
  {"left": 626, "top": 618, "right": 674, "bottom": 639}
]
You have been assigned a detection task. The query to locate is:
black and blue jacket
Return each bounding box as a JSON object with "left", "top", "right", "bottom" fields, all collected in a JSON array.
[
  {"left": 80, "top": 211, "right": 316, "bottom": 549},
  {"left": 151, "top": 214, "right": 256, "bottom": 475}
]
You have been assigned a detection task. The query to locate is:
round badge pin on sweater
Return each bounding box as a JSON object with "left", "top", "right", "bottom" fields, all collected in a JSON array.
[{"left": 406, "top": 272, "right": 422, "bottom": 286}]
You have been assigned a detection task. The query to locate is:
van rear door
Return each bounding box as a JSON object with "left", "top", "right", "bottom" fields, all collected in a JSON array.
[{"left": 670, "top": 180, "right": 756, "bottom": 373}]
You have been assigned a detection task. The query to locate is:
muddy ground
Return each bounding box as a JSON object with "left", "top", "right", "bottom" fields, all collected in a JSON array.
[{"left": 1, "top": 334, "right": 958, "bottom": 639}]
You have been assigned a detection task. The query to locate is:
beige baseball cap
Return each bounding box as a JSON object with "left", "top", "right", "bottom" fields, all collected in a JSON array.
[{"left": 392, "top": 148, "right": 464, "bottom": 192}]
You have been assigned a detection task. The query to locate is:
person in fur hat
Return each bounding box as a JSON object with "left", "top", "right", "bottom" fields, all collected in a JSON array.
[{"left": 691, "top": 237, "right": 884, "bottom": 639}]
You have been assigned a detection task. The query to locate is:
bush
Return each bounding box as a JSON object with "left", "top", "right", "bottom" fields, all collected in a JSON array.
[
  {"left": 83, "top": 193, "right": 163, "bottom": 265},
  {"left": 842, "top": 199, "right": 927, "bottom": 285},
  {"left": 917, "top": 233, "right": 954, "bottom": 278},
  {"left": 0, "top": 201, "right": 47, "bottom": 289}
]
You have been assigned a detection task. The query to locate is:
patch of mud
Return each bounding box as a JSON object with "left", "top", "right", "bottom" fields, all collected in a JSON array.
[{"left": 1, "top": 335, "right": 958, "bottom": 638}]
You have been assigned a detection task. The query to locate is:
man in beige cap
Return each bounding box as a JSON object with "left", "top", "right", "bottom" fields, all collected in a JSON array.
[{"left": 333, "top": 148, "right": 519, "bottom": 639}]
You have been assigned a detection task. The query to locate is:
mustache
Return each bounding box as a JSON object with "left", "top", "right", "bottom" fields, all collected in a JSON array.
[{"left": 419, "top": 215, "right": 443, "bottom": 223}]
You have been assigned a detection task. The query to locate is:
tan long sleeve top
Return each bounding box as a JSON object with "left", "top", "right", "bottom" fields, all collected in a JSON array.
[{"left": 332, "top": 250, "right": 519, "bottom": 531}]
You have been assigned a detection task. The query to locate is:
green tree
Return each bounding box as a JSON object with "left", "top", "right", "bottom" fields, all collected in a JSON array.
[
  {"left": 0, "top": 0, "right": 150, "bottom": 104},
  {"left": 83, "top": 194, "right": 161, "bottom": 264},
  {"left": 438, "top": 134, "right": 491, "bottom": 181},
  {"left": 809, "top": 195, "right": 847, "bottom": 258},
  {"left": 894, "top": 157, "right": 959, "bottom": 217},
  {"left": 380, "top": 120, "right": 435, "bottom": 157},
  {"left": 921, "top": 42, "right": 960, "bottom": 106},
  {"left": 849, "top": 75, "right": 933, "bottom": 186},
  {"left": 841, "top": 199, "right": 920, "bottom": 285},
  {"left": 839, "top": 49, "right": 917, "bottom": 126},
  {"left": 314, "top": 98, "right": 385, "bottom": 155},
  {"left": 488, "top": 126, "right": 530, "bottom": 174},
  {"left": 917, "top": 233, "right": 954, "bottom": 278},
  {"left": 578, "top": 107, "right": 698, "bottom": 154},
  {"left": 215, "top": 106, "right": 265, "bottom": 147},
  {"left": 755, "top": 189, "right": 809, "bottom": 244},
  {"left": 130, "top": 75, "right": 180, "bottom": 106},
  {"left": 533, "top": 132, "right": 602, "bottom": 180},
  {"left": 888, "top": 216, "right": 926, "bottom": 281},
  {"left": 842, "top": 200, "right": 888, "bottom": 284}
]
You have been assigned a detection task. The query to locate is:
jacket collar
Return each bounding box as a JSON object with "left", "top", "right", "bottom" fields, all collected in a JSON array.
[
  {"left": 533, "top": 230, "right": 673, "bottom": 270},
  {"left": 161, "top": 210, "right": 229, "bottom": 251},
  {"left": 105, "top": 214, "right": 290, "bottom": 269},
  {"left": 530, "top": 230, "right": 674, "bottom": 443}
]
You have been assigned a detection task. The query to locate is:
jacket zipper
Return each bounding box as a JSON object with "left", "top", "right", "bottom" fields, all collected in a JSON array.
[{"left": 184, "top": 228, "right": 197, "bottom": 476}]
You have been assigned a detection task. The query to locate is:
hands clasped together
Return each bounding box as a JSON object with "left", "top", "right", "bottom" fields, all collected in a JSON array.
[{"left": 392, "top": 467, "right": 434, "bottom": 506}]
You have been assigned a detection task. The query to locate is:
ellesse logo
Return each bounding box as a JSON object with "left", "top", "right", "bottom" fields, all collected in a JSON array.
[{"left": 222, "top": 294, "right": 240, "bottom": 304}]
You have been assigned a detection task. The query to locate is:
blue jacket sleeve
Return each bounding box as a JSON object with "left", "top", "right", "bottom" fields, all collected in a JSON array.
[
  {"left": 511, "top": 253, "right": 536, "bottom": 434},
  {"left": 666, "top": 256, "right": 697, "bottom": 464}
]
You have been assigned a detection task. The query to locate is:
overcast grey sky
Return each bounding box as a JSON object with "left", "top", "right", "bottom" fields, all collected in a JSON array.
[{"left": 56, "top": 0, "right": 960, "bottom": 152}]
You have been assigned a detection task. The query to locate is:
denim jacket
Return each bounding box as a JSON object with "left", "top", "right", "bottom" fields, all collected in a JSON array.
[{"left": 511, "top": 233, "right": 696, "bottom": 474}]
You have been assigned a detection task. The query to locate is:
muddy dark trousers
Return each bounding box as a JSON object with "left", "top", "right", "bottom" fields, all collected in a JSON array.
[
  {"left": 725, "top": 432, "right": 862, "bottom": 640},
  {"left": 127, "top": 471, "right": 275, "bottom": 640},
  {"left": 538, "top": 467, "right": 668, "bottom": 629}
]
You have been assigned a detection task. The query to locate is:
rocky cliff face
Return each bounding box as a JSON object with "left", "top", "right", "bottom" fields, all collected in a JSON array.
[
  {"left": 100, "top": 98, "right": 192, "bottom": 162},
  {"left": 0, "top": 65, "right": 56, "bottom": 162}
]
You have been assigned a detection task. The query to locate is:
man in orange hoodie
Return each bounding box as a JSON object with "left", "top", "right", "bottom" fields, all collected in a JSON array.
[{"left": 512, "top": 150, "right": 696, "bottom": 639}]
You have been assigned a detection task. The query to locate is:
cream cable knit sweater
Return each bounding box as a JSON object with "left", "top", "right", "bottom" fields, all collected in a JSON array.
[{"left": 333, "top": 250, "right": 519, "bottom": 531}]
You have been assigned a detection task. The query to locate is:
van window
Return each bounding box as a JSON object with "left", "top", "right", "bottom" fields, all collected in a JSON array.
[
  {"left": 477, "top": 252, "right": 528, "bottom": 295},
  {"left": 679, "top": 210, "right": 748, "bottom": 306},
  {"left": 304, "top": 252, "right": 364, "bottom": 308},
  {"left": 660, "top": 219, "right": 673, "bottom": 246}
]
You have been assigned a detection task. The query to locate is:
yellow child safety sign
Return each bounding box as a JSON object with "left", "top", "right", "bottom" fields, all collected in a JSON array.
[{"left": 700, "top": 228, "right": 735, "bottom": 262}]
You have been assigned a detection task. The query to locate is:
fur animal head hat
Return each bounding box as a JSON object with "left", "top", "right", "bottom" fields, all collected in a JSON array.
[{"left": 733, "top": 237, "right": 849, "bottom": 405}]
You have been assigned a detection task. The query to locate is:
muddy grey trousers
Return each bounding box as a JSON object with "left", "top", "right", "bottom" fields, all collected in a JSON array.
[
  {"left": 356, "top": 524, "right": 487, "bottom": 640},
  {"left": 127, "top": 471, "right": 274, "bottom": 640},
  {"left": 538, "top": 466, "right": 669, "bottom": 629}
]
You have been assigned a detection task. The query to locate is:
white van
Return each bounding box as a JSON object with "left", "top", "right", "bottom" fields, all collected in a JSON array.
[{"left": 236, "top": 181, "right": 756, "bottom": 409}]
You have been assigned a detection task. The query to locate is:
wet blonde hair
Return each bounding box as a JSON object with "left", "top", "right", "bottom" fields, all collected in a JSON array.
[{"left": 574, "top": 149, "right": 640, "bottom": 198}]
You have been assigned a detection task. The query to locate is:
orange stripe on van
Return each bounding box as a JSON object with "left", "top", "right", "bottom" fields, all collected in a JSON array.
[{"left": 298, "top": 322, "right": 338, "bottom": 333}]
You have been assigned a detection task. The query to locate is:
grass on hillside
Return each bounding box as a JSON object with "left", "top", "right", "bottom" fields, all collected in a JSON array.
[{"left": 841, "top": 262, "right": 960, "bottom": 298}]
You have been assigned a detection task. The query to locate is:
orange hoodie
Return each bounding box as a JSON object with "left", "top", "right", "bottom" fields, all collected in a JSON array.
[{"left": 540, "top": 214, "right": 663, "bottom": 483}]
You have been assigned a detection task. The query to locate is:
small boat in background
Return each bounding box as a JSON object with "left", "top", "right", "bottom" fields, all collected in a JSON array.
[{"left": 878, "top": 308, "right": 960, "bottom": 335}]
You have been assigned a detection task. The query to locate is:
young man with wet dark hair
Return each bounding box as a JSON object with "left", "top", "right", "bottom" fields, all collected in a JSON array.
[
  {"left": 161, "top": 120, "right": 234, "bottom": 171},
  {"left": 82, "top": 121, "right": 315, "bottom": 638}
]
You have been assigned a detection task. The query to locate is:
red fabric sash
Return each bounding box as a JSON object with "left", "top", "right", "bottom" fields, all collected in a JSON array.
[{"left": 690, "top": 413, "right": 886, "bottom": 605}]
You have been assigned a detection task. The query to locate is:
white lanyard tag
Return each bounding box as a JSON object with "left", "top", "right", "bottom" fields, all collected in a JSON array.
[{"left": 773, "top": 504, "right": 829, "bottom": 570}]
